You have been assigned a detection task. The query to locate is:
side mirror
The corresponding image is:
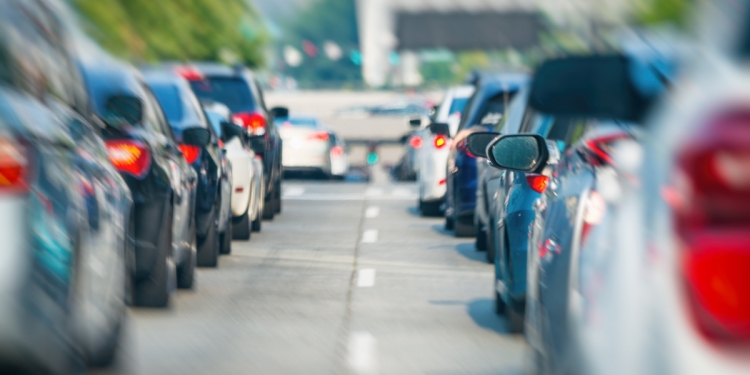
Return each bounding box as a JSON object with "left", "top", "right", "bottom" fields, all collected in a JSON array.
[
  {"left": 248, "top": 135, "right": 266, "bottom": 155},
  {"left": 465, "top": 132, "right": 499, "bottom": 158},
  {"left": 529, "top": 55, "right": 653, "bottom": 122},
  {"left": 182, "top": 127, "right": 211, "bottom": 147},
  {"left": 103, "top": 95, "right": 143, "bottom": 127},
  {"left": 409, "top": 118, "right": 422, "bottom": 128},
  {"left": 221, "top": 121, "right": 245, "bottom": 143},
  {"left": 487, "top": 134, "right": 549, "bottom": 174},
  {"left": 270, "top": 107, "right": 289, "bottom": 120},
  {"left": 428, "top": 122, "right": 450, "bottom": 136}
]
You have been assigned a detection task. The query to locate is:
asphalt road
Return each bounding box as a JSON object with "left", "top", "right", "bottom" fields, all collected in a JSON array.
[{"left": 97, "top": 178, "right": 529, "bottom": 375}]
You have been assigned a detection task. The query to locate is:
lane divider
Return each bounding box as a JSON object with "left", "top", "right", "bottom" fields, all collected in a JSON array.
[
  {"left": 365, "top": 206, "right": 380, "bottom": 218},
  {"left": 361, "top": 229, "right": 378, "bottom": 244},
  {"left": 357, "top": 268, "right": 376, "bottom": 287},
  {"left": 348, "top": 331, "right": 377, "bottom": 374}
]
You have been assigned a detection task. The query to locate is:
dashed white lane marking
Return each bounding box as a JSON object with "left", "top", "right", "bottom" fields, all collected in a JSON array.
[
  {"left": 365, "top": 187, "right": 383, "bottom": 197},
  {"left": 348, "top": 331, "right": 377, "bottom": 374},
  {"left": 357, "top": 269, "right": 376, "bottom": 287},
  {"left": 361, "top": 229, "right": 378, "bottom": 244},
  {"left": 365, "top": 206, "right": 380, "bottom": 218},
  {"left": 282, "top": 186, "right": 305, "bottom": 197},
  {"left": 391, "top": 187, "right": 414, "bottom": 197}
]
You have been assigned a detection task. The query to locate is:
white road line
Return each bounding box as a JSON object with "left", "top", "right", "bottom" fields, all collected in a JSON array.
[
  {"left": 361, "top": 229, "right": 378, "bottom": 244},
  {"left": 282, "top": 186, "right": 305, "bottom": 197},
  {"left": 348, "top": 331, "right": 377, "bottom": 374},
  {"left": 357, "top": 269, "right": 376, "bottom": 287},
  {"left": 365, "top": 187, "right": 383, "bottom": 197},
  {"left": 391, "top": 187, "right": 414, "bottom": 197},
  {"left": 365, "top": 206, "right": 379, "bottom": 218}
]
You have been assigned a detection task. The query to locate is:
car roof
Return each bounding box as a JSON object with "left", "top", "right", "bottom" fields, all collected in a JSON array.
[{"left": 141, "top": 69, "right": 207, "bottom": 128}]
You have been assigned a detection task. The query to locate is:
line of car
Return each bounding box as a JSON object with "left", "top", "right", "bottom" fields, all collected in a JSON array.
[
  {"left": 412, "top": 16, "right": 750, "bottom": 375},
  {"left": 0, "top": 0, "right": 289, "bottom": 372}
]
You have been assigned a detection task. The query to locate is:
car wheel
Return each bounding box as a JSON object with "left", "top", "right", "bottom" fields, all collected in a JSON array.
[
  {"left": 177, "top": 227, "right": 196, "bottom": 289},
  {"left": 233, "top": 209, "right": 252, "bottom": 240},
  {"left": 197, "top": 212, "right": 220, "bottom": 268},
  {"left": 134, "top": 207, "right": 173, "bottom": 308},
  {"left": 475, "top": 220, "right": 488, "bottom": 251},
  {"left": 445, "top": 215, "right": 454, "bottom": 230},
  {"left": 486, "top": 215, "right": 496, "bottom": 263},
  {"left": 88, "top": 318, "right": 122, "bottom": 368},
  {"left": 507, "top": 297, "right": 525, "bottom": 333},
  {"left": 219, "top": 219, "right": 232, "bottom": 255},
  {"left": 420, "top": 200, "right": 442, "bottom": 217},
  {"left": 274, "top": 177, "right": 282, "bottom": 214},
  {"left": 454, "top": 219, "right": 474, "bottom": 238},
  {"left": 251, "top": 206, "right": 262, "bottom": 232},
  {"left": 495, "top": 290, "right": 506, "bottom": 315},
  {"left": 262, "top": 193, "right": 275, "bottom": 221}
]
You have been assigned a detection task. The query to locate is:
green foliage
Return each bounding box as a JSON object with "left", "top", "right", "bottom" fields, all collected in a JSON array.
[
  {"left": 73, "top": 0, "right": 267, "bottom": 67},
  {"left": 282, "top": 0, "right": 362, "bottom": 87},
  {"left": 634, "top": 0, "right": 692, "bottom": 28}
]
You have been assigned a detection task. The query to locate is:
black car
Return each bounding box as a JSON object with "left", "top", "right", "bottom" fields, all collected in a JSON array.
[
  {"left": 78, "top": 53, "right": 208, "bottom": 306},
  {"left": 143, "top": 69, "right": 233, "bottom": 262},
  {"left": 176, "top": 63, "right": 283, "bottom": 220}
]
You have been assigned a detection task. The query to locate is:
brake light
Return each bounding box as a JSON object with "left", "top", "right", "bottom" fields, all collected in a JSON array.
[
  {"left": 673, "top": 109, "right": 750, "bottom": 342},
  {"left": 585, "top": 132, "right": 629, "bottom": 166},
  {"left": 174, "top": 66, "right": 204, "bottom": 81},
  {"left": 0, "top": 137, "right": 29, "bottom": 193},
  {"left": 105, "top": 140, "right": 151, "bottom": 178},
  {"left": 526, "top": 175, "right": 549, "bottom": 193},
  {"left": 331, "top": 145, "right": 344, "bottom": 158},
  {"left": 434, "top": 135, "right": 447, "bottom": 149},
  {"left": 232, "top": 112, "right": 266, "bottom": 136},
  {"left": 409, "top": 135, "right": 423, "bottom": 149},
  {"left": 308, "top": 131, "right": 330, "bottom": 141},
  {"left": 179, "top": 144, "right": 201, "bottom": 164}
]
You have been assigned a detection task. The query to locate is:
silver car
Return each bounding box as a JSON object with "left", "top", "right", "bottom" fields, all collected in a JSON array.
[{"left": 278, "top": 116, "right": 348, "bottom": 179}]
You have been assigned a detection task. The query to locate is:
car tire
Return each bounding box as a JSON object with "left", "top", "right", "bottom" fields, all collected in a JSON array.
[
  {"left": 274, "top": 177, "right": 282, "bottom": 214},
  {"left": 495, "top": 290, "right": 506, "bottom": 315},
  {"left": 134, "top": 207, "right": 173, "bottom": 308},
  {"left": 262, "top": 193, "right": 275, "bottom": 220},
  {"left": 475, "top": 221, "right": 488, "bottom": 251},
  {"left": 454, "top": 219, "right": 474, "bottom": 238},
  {"left": 233, "top": 209, "right": 252, "bottom": 240},
  {"left": 420, "top": 200, "right": 442, "bottom": 217},
  {"left": 445, "top": 215, "right": 454, "bottom": 230},
  {"left": 177, "top": 225, "right": 196, "bottom": 289},
  {"left": 88, "top": 318, "right": 121, "bottom": 368},
  {"left": 251, "top": 206, "right": 262, "bottom": 232},
  {"left": 507, "top": 298, "right": 525, "bottom": 333},
  {"left": 197, "top": 211, "right": 220, "bottom": 268},
  {"left": 486, "top": 215, "right": 496, "bottom": 263},
  {"left": 219, "top": 219, "right": 232, "bottom": 255}
]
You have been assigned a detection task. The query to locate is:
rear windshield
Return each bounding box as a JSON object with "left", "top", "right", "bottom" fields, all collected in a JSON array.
[
  {"left": 277, "top": 117, "right": 318, "bottom": 128},
  {"left": 476, "top": 91, "right": 516, "bottom": 126},
  {"left": 448, "top": 97, "right": 469, "bottom": 115},
  {"left": 189, "top": 77, "right": 255, "bottom": 113},
  {"left": 150, "top": 84, "right": 183, "bottom": 122}
]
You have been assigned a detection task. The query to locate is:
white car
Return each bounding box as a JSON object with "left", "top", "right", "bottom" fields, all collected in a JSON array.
[
  {"left": 416, "top": 86, "right": 474, "bottom": 215},
  {"left": 278, "top": 116, "right": 348, "bottom": 179},
  {"left": 203, "top": 101, "right": 264, "bottom": 239}
]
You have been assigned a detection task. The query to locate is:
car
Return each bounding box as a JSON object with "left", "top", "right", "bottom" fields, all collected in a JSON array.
[
  {"left": 202, "top": 100, "right": 266, "bottom": 238},
  {"left": 143, "top": 69, "right": 233, "bottom": 262},
  {"left": 416, "top": 85, "right": 475, "bottom": 215},
  {"left": 445, "top": 72, "right": 529, "bottom": 237},
  {"left": 0, "top": 0, "right": 132, "bottom": 370},
  {"left": 277, "top": 115, "right": 344, "bottom": 179},
  {"left": 77, "top": 52, "right": 206, "bottom": 304},
  {"left": 480, "top": 50, "right": 678, "bottom": 374},
  {"left": 328, "top": 132, "right": 350, "bottom": 179},
  {"left": 178, "top": 63, "right": 283, "bottom": 220}
]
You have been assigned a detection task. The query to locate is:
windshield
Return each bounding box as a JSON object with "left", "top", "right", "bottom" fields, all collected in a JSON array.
[
  {"left": 150, "top": 84, "right": 183, "bottom": 123},
  {"left": 448, "top": 97, "right": 469, "bottom": 116},
  {"left": 204, "top": 110, "right": 224, "bottom": 137},
  {"left": 276, "top": 117, "right": 319, "bottom": 128},
  {"left": 189, "top": 77, "right": 255, "bottom": 113}
]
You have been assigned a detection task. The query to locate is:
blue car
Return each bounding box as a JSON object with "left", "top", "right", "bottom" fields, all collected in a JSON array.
[{"left": 445, "top": 72, "right": 529, "bottom": 237}]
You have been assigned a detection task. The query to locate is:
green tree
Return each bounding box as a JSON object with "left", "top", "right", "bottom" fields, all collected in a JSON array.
[{"left": 73, "top": 0, "right": 267, "bottom": 66}]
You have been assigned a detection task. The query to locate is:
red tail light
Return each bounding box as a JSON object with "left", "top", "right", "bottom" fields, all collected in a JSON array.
[
  {"left": 409, "top": 135, "right": 423, "bottom": 149},
  {"left": 308, "top": 131, "right": 330, "bottom": 141},
  {"left": 331, "top": 145, "right": 344, "bottom": 158},
  {"left": 585, "top": 132, "right": 630, "bottom": 166},
  {"left": 526, "top": 175, "right": 549, "bottom": 193},
  {"left": 0, "top": 137, "right": 29, "bottom": 193},
  {"left": 179, "top": 144, "right": 201, "bottom": 164},
  {"left": 673, "top": 110, "right": 750, "bottom": 342},
  {"left": 434, "top": 134, "right": 447, "bottom": 149},
  {"left": 232, "top": 111, "right": 266, "bottom": 136},
  {"left": 105, "top": 140, "right": 151, "bottom": 178},
  {"left": 174, "top": 66, "right": 204, "bottom": 81}
]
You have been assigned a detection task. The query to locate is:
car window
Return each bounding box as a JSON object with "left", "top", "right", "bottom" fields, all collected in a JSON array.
[
  {"left": 448, "top": 97, "right": 469, "bottom": 116},
  {"left": 150, "top": 84, "right": 183, "bottom": 123},
  {"left": 189, "top": 77, "right": 256, "bottom": 113},
  {"left": 276, "top": 117, "right": 318, "bottom": 127},
  {"left": 142, "top": 85, "right": 176, "bottom": 141},
  {"left": 477, "top": 91, "right": 515, "bottom": 127}
]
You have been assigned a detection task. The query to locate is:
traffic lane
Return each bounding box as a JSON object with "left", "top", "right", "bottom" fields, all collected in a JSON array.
[
  {"left": 349, "top": 196, "right": 528, "bottom": 374},
  {"left": 100, "top": 185, "right": 366, "bottom": 375}
]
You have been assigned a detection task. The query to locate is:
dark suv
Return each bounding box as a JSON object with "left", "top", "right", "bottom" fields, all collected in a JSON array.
[{"left": 177, "top": 63, "right": 282, "bottom": 220}]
